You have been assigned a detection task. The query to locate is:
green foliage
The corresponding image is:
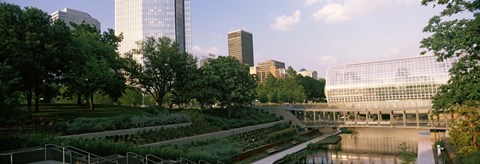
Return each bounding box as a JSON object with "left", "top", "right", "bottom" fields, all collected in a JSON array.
[
  {"left": 421, "top": 0, "right": 480, "bottom": 158},
  {"left": 448, "top": 104, "right": 480, "bottom": 156},
  {"left": 65, "top": 23, "right": 126, "bottom": 110},
  {"left": 256, "top": 70, "right": 307, "bottom": 104},
  {"left": 62, "top": 112, "right": 191, "bottom": 135},
  {"left": 202, "top": 56, "right": 257, "bottom": 109},
  {"left": 398, "top": 142, "right": 416, "bottom": 164},
  {"left": 118, "top": 87, "right": 143, "bottom": 106},
  {"left": 0, "top": 62, "right": 22, "bottom": 109},
  {"left": 296, "top": 76, "right": 326, "bottom": 102},
  {"left": 125, "top": 36, "right": 197, "bottom": 107}
]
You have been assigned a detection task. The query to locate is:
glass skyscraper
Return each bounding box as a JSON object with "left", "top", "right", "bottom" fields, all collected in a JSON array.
[
  {"left": 115, "top": 0, "right": 192, "bottom": 62},
  {"left": 325, "top": 55, "right": 458, "bottom": 104}
]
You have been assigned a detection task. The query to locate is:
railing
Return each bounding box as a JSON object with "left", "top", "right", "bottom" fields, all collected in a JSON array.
[
  {"left": 146, "top": 154, "right": 166, "bottom": 164},
  {"left": 0, "top": 147, "right": 43, "bottom": 164},
  {"left": 180, "top": 157, "right": 196, "bottom": 164},
  {"left": 63, "top": 146, "right": 118, "bottom": 164},
  {"left": 198, "top": 159, "right": 210, "bottom": 164},
  {"left": 126, "top": 152, "right": 157, "bottom": 164}
]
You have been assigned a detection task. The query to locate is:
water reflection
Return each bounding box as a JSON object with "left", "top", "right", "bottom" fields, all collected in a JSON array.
[{"left": 305, "top": 128, "right": 419, "bottom": 164}]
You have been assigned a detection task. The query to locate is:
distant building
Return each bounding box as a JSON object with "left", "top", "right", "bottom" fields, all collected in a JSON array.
[
  {"left": 199, "top": 58, "right": 215, "bottom": 67},
  {"left": 255, "top": 60, "right": 286, "bottom": 83},
  {"left": 298, "top": 69, "right": 318, "bottom": 79},
  {"left": 51, "top": 8, "right": 100, "bottom": 30},
  {"left": 228, "top": 30, "right": 254, "bottom": 67},
  {"left": 115, "top": 0, "right": 192, "bottom": 63}
]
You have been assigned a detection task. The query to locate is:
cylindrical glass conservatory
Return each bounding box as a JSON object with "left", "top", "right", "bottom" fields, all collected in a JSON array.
[{"left": 325, "top": 55, "right": 458, "bottom": 104}]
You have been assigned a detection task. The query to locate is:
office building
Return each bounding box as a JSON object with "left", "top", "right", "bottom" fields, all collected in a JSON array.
[
  {"left": 325, "top": 55, "right": 458, "bottom": 107},
  {"left": 298, "top": 69, "right": 318, "bottom": 79},
  {"left": 228, "top": 30, "right": 254, "bottom": 67},
  {"left": 115, "top": 0, "right": 192, "bottom": 63},
  {"left": 255, "top": 60, "right": 286, "bottom": 83},
  {"left": 51, "top": 8, "right": 100, "bottom": 30}
]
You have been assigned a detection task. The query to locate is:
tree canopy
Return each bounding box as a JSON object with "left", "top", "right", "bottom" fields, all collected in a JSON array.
[
  {"left": 421, "top": 0, "right": 480, "bottom": 158},
  {"left": 125, "top": 36, "right": 197, "bottom": 107}
]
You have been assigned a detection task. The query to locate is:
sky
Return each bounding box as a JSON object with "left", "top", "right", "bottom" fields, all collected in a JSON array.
[{"left": 5, "top": 0, "right": 472, "bottom": 78}]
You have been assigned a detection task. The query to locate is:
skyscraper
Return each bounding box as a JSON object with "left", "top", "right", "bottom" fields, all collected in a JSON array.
[
  {"left": 51, "top": 8, "right": 100, "bottom": 30},
  {"left": 115, "top": 0, "right": 192, "bottom": 62},
  {"left": 228, "top": 30, "right": 254, "bottom": 67}
]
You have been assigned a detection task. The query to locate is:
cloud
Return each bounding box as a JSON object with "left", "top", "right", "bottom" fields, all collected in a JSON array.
[
  {"left": 304, "top": 0, "right": 322, "bottom": 6},
  {"left": 318, "top": 55, "right": 338, "bottom": 64},
  {"left": 311, "top": 3, "right": 350, "bottom": 23},
  {"left": 311, "top": 0, "right": 411, "bottom": 23},
  {"left": 192, "top": 46, "right": 220, "bottom": 57},
  {"left": 270, "top": 10, "right": 301, "bottom": 32}
]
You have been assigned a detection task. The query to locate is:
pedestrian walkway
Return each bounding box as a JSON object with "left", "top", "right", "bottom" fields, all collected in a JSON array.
[
  {"left": 417, "top": 131, "right": 435, "bottom": 164},
  {"left": 253, "top": 130, "right": 341, "bottom": 164}
]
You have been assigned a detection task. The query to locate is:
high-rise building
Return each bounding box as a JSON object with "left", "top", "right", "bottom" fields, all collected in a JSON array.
[
  {"left": 115, "top": 0, "right": 192, "bottom": 63},
  {"left": 51, "top": 8, "right": 100, "bottom": 30},
  {"left": 254, "top": 60, "right": 286, "bottom": 83},
  {"left": 228, "top": 30, "right": 254, "bottom": 67},
  {"left": 298, "top": 69, "right": 318, "bottom": 79}
]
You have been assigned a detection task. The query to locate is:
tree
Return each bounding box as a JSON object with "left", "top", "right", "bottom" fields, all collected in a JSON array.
[
  {"left": 296, "top": 76, "right": 326, "bottom": 102},
  {"left": 202, "top": 56, "right": 257, "bottom": 116},
  {"left": 0, "top": 62, "right": 22, "bottom": 110},
  {"left": 448, "top": 103, "right": 480, "bottom": 155},
  {"left": 65, "top": 23, "right": 126, "bottom": 110},
  {"left": 0, "top": 4, "right": 72, "bottom": 112},
  {"left": 125, "top": 36, "right": 196, "bottom": 107},
  {"left": 421, "top": 0, "right": 480, "bottom": 157}
]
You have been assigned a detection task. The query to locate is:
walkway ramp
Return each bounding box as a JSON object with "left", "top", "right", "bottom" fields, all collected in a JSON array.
[
  {"left": 265, "top": 108, "right": 305, "bottom": 128},
  {"left": 253, "top": 130, "right": 341, "bottom": 164},
  {"left": 417, "top": 131, "right": 435, "bottom": 164}
]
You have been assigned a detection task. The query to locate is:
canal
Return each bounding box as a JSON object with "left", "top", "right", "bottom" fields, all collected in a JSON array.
[{"left": 285, "top": 128, "right": 419, "bottom": 163}]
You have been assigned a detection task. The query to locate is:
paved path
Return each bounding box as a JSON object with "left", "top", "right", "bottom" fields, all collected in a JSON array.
[
  {"left": 253, "top": 130, "right": 341, "bottom": 164},
  {"left": 417, "top": 131, "right": 435, "bottom": 164}
]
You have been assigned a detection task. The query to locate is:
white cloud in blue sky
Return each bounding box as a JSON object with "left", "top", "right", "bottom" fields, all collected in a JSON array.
[
  {"left": 270, "top": 10, "right": 301, "bottom": 32},
  {"left": 9, "top": 0, "right": 470, "bottom": 77}
]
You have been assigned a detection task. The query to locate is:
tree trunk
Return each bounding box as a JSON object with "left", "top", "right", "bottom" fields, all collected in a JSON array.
[
  {"left": 34, "top": 83, "right": 40, "bottom": 112},
  {"left": 76, "top": 94, "right": 82, "bottom": 105},
  {"left": 90, "top": 93, "right": 94, "bottom": 110},
  {"left": 27, "top": 90, "right": 32, "bottom": 111}
]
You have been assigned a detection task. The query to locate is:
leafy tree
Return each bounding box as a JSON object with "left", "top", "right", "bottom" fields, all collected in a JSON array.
[
  {"left": 118, "top": 87, "right": 143, "bottom": 107},
  {"left": 0, "top": 4, "right": 72, "bottom": 112},
  {"left": 125, "top": 36, "right": 196, "bottom": 107},
  {"left": 192, "top": 67, "right": 220, "bottom": 110},
  {"left": 202, "top": 56, "right": 257, "bottom": 116},
  {"left": 448, "top": 103, "right": 480, "bottom": 155},
  {"left": 421, "top": 0, "right": 480, "bottom": 158},
  {"left": 65, "top": 23, "right": 126, "bottom": 110},
  {"left": 296, "top": 76, "right": 326, "bottom": 102},
  {"left": 0, "top": 62, "right": 22, "bottom": 110}
]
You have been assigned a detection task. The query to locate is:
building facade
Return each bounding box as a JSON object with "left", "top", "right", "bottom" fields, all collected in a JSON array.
[
  {"left": 255, "top": 60, "right": 286, "bottom": 83},
  {"left": 325, "top": 55, "right": 458, "bottom": 108},
  {"left": 51, "top": 8, "right": 100, "bottom": 30},
  {"left": 298, "top": 70, "right": 318, "bottom": 79},
  {"left": 228, "top": 30, "right": 254, "bottom": 67},
  {"left": 115, "top": 0, "right": 192, "bottom": 63}
]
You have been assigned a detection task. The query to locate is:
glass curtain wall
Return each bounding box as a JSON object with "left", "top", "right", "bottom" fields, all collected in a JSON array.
[{"left": 325, "top": 56, "right": 458, "bottom": 103}]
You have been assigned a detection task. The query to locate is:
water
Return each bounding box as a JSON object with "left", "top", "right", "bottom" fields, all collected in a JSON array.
[{"left": 301, "top": 128, "right": 419, "bottom": 164}]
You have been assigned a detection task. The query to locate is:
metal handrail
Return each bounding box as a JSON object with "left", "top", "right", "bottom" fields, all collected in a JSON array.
[
  {"left": 198, "top": 160, "right": 210, "bottom": 164},
  {"left": 63, "top": 146, "right": 118, "bottom": 164},
  {"left": 180, "top": 157, "right": 196, "bottom": 164},
  {"left": 146, "top": 154, "right": 166, "bottom": 164},
  {"left": 0, "top": 147, "right": 44, "bottom": 164},
  {"left": 217, "top": 161, "right": 225, "bottom": 164},
  {"left": 126, "top": 152, "right": 156, "bottom": 164}
]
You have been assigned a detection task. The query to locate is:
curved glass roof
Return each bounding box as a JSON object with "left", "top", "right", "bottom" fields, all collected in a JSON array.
[{"left": 325, "top": 55, "right": 458, "bottom": 104}]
